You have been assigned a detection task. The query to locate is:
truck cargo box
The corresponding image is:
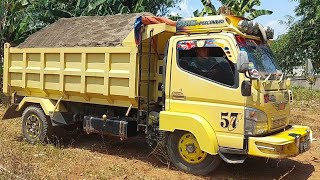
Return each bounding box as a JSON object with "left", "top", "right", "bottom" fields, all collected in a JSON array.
[{"left": 3, "top": 14, "right": 175, "bottom": 108}]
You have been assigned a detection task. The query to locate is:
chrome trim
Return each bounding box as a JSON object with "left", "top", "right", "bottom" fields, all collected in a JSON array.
[{"left": 256, "top": 145, "right": 276, "bottom": 152}]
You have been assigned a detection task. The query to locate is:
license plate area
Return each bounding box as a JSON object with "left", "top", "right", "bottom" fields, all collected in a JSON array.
[{"left": 299, "top": 134, "right": 311, "bottom": 153}]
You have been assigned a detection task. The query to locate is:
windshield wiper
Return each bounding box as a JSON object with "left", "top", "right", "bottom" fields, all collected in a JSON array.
[
  {"left": 262, "top": 74, "right": 272, "bottom": 82},
  {"left": 262, "top": 73, "right": 284, "bottom": 82},
  {"left": 277, "top": 73, "right": 284, "bottom": 82}
]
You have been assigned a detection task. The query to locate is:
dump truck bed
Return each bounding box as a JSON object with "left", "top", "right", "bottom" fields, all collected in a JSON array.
[
  {"left": 4, "top": 45, "right": 138, "bottom": 107},
  {"left": 3, "top": 21, "right": 175, "bottom": 108}
]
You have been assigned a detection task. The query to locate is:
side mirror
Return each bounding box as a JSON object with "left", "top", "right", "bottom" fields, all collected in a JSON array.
[
  {"left": 237, "top": 51, "right": 250, "bottom": 73},
  {"left": 241, "top": 80, "right": 252, "bottom": 96},
  {"left": 305, "top": 59, "right": 317, "bottom": 87}
]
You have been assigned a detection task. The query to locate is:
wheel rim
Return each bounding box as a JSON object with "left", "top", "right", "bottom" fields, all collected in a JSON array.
[
  {"left": 25, "top": 114, "right": 42, "bottom": 138},
  {"left": 178, "top": 133, "right": 207, "bottom": 164}
]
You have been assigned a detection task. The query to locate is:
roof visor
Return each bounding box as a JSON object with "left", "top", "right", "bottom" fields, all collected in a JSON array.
[
  {"left": 176, "top": 15, "right": 274, "bottom": 41},
  {"left": 176, "top": 16, "right": 229, "bottom": 33}
]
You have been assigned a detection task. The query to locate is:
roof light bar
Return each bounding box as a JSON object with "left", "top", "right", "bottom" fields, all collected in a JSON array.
[
  {"left": 238, "top": 20, "right": 249, "bottom": 33},
  {"left": 265, "top": 26, "right": 275, "bottom": 39},
  {"left": 238, "top": 20, "right": 274, "bottom": 39}
]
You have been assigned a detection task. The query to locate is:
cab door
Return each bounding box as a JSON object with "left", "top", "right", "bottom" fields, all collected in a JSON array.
[{"left": 167, "top": 34, "right": 246, "bottom": 150}]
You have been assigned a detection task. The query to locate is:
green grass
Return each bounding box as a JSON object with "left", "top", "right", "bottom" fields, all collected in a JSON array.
[
  {"left": 0, "top": 117, "right": 189, "bottom": 180},
  {"left": 292, "top": 86, "right": 320, "bottom": 102},
  {"left": 290, "top": 86, "right": 320, "bottom": 112}
]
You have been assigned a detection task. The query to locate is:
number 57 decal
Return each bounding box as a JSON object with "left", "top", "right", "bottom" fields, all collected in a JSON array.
[{"left": 220, "top": 112, "right": 242, "bottom": 131}]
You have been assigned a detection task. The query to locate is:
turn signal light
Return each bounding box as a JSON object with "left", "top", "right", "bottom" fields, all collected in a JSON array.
[{"left": 264, "top": 94, "right": 270, "bottom": 103}]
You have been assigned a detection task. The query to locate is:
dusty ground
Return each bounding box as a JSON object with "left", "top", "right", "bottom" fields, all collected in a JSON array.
[
  {"left": 17, "top": 13, "right": 153, "bottom": 48},
  {"left": 0, "top": 106, "right": 319, "bottom": 180}
]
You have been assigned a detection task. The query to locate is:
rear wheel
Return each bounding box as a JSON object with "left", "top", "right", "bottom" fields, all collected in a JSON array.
[
  {"left": 22, "top": 106, "right": 53, "bottom": 144},
  {"left": 167, "top": 131, "right": 221, "bottom": 175}
]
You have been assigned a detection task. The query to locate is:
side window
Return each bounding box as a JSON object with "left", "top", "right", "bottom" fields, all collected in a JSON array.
[{"left": 178, "top": 45, "right": 235, "bottom": 86}]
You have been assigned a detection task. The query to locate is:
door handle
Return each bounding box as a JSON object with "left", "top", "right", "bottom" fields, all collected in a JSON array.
[{"left": 171, "top": 91, "right": 186, "bottom": 100}]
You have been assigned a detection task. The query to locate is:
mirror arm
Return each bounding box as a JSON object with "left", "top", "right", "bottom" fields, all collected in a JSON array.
[{"left": 244, "top": 70, "right": 251, "bottom": 79}]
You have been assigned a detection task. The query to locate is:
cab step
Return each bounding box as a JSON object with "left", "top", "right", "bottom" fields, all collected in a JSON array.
[{"left": 218, "top": 149, "right": 247, "bottom": 164}]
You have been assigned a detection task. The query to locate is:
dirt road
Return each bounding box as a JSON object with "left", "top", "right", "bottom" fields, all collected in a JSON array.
[{"left": 0, "top": 108, "right": 319, "bottom": 180}]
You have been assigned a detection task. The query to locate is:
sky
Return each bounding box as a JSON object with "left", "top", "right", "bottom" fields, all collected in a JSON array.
[{"left": 170, "top": 0, "right": 298, "bottom": 38}]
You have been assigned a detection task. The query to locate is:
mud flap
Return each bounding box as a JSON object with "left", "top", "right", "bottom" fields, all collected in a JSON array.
[
  {"left": 49, "top": 111, "right": 75, "bottom": 126},
  {"left": 1, "top": 104, "right": 21, "bottom": 120}
]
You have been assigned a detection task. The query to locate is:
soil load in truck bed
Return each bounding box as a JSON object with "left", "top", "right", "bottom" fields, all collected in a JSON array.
[{"left": 18, "top": 13, "right": 153, "bottom": 48}]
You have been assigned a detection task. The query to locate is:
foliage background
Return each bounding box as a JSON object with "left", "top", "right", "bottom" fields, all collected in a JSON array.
[
  {"left": 2, "top": 0, "right": 318, "bottom": 75},
  {"left": 0, "top": 0, "right": 181, "bottom": 62},
  {"left": 270, "top": 0, "right": 320, "bottom": 74}
]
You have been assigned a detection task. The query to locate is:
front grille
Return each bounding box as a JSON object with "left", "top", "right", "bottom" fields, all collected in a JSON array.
[{"left": 271, "top": 117, "right": 287, "bottom": 129}]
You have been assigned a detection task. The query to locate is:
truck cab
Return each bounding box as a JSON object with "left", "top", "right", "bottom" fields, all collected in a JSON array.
[{"left": 159, "top": 15, "right": 312, "bottom": 175}]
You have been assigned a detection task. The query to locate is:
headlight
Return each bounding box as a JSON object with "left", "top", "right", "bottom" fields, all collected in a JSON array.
[
  {"left": 245, "top": 108, "right": 268, "bottom": 135},
  {"left": 247, "top": 21, "right": 254, "bottom": 34},
  {"left": 252, "top": 22, "right": 260, "bottom": 36},
  {"left": 265, "top": 26, "right": 274, "bottom": 39},
  {"left": 238, "top": 20, "right": 261, "bottom": 36},
  {"left": 238, "top": 20, "right": 249, "bottom": 33}
]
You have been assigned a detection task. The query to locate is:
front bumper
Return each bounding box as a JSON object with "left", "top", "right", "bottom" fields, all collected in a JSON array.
[{"left": 248, "top": 125, "right": 312, "bottom": 158}]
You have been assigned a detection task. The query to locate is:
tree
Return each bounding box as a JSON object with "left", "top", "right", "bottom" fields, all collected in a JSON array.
[
  {"left": 0, "top": 0, "right": 181, "bottom": 61},
  {"left": 270, "top": 33, "right": 303, "bottom": 74},
  {"left": 193, "top": 0, "right": 217, "bottom": 17},
  {"left": 218, "top": 0, "right": 273, "bottom": 20},
  {"left": 270, "top": 0, "right": 320, "bottom": 74},
  {"left": 0, "top": 0, "right": 39, "bottom": 61},
  {"left": 46, "top": 0, "right": 181, "bottom": 19},
  {"left": 195, "top": 0, "right": 273, "bottom": 20},
  {"left": 290, "top": 0, "right": 320, "bottom": 72}
]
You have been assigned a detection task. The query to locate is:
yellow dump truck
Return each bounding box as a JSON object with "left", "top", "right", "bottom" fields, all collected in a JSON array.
[{"left": 3, "top": 14, "right": 312, "bottom": 175}]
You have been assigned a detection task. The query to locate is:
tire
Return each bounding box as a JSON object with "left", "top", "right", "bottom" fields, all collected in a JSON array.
[
  {"left": 167, "top": 131, "right": 221, "bottom": 175},
  {"left": 22, "top": 105, "right": 53, "bottom": 144}
]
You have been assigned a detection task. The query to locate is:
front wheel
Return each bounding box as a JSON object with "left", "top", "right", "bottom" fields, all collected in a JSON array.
[
  {"left": 167, "top": 131, "right": 221, "bottom": 175},
  {"left": 22, "top": 106, "right": 53, "bottom": 144}
]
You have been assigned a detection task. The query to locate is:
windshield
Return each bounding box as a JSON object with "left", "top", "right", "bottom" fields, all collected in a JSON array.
[{"left": 236, "top": 36, "right": 282, "bottom": 80}]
